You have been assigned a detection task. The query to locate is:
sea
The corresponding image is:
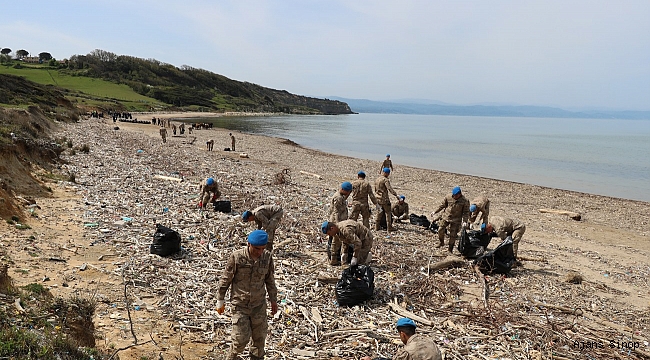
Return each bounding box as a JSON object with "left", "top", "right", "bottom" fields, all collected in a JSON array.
[{"left": 191, "top": 113, "right": 650, "bottom": 202}]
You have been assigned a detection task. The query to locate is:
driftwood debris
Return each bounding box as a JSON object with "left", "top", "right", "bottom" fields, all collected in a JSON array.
[
  {"left": 429, "top": 256, "right": 466, "bottom": 272},
  {"left": 299, "top": 170, "right": 322, "bottom": 179},
  {"left": 539, "top": 208, "right": 581, "bottom": 221},
  {"left": 387, "top": 301, "right": 433, "bottom": 326},
  {"left": 32, "top": 116, "right": 647, "bottom": 360},
  {"left": 153, "top": 174, "right": 183, "bottom": 182}
]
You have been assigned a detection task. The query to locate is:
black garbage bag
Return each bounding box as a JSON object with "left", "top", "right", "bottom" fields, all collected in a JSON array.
[
  {"left": 336, "top": 265, "right": 374, "bottom": 306},
  {"left": 409, "top": 213, "right": 431, "bottom": 228},
  {"left": 458, "top": 228, "right": 493, "bottom": 258},
  {"left": 150, "top": 224, "right": 181, "bottom": 257},
  {"left": 429, "top": 221, "right": 439, "bottom": 233},
  {"left": 213, "top": 200, "right": 232, "bottom": 213},
  {"left": 474, "top": 237, "right": 516, "bottom": 274}
]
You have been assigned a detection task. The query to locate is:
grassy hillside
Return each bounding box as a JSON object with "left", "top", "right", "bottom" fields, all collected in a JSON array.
[{"left": 0, "top": 51, "right": 353, "bottom": 114}]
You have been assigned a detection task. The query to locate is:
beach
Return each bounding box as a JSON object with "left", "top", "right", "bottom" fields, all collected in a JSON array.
[{"left": 2, "top": 114, "right": 649, "bottom": 359}]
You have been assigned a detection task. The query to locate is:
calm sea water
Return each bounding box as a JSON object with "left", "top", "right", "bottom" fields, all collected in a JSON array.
[{"left": 192, "top": 114, "right": 650, "bottom": 202}]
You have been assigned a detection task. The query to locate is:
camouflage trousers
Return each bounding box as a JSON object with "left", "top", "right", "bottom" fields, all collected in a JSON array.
[
  {"left": 350, "top": 203, "right": 371, "bottom": 228},
  {"left": 375, "top": 203, "right": 392, "bottom": 230},
  {"left": 263, "top": 210, "right": 284, "bottom": 251},
  {"left": 510, "top": 225, "right": 526, "bottom": 258},
  {"left": 438, "top": 220, "right": 461, "bottom": 251},
  {"left": 228, "top": 303, "right": 268, "bottom": 360}
]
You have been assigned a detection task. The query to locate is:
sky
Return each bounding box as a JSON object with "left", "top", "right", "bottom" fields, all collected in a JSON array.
[{"left": 2, "top": 0, "right": 650, "bottom": 110}]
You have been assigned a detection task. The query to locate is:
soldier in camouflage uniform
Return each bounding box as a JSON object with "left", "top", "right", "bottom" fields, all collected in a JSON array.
[
  {"left": 375, "top": 168, "right": 399, "bottom": 231},
  {"left": 379, "top": 154, "right": 393, "bottom": 174},
  {"left": 242, "top": 205, "right": 284, "bottom": 251},
  {"left": 199, "top": 177, "right": 220, "bottom": 209},
  {"left": 431, "top": 186, "right": 470, "bottom": 253},
  {"left": 159, "top": 127, "right": 167, "bottom": 143},
  {"left": 328, "top": 182, "right": 352, "bottom": 265},
  {"left": 350, "top": 171, "right": 378, "bottom": 228},
  {"left": 485, "top": 216, "right": 526, "bottom": 258},
  {"left": 469, "top": 196, "right": 490, "bottom": 226},
  {"left": 391, "top": 195, "right": 410, "bottom": 223},
  {"left": 362, "top": 318, "right": 442, "bottom": 360},
  {"left": 322, "top": 220, "right": 373, "bottom": 266},
  {"left": 217, "top": 230, "right": 278, "bottom": 360}
]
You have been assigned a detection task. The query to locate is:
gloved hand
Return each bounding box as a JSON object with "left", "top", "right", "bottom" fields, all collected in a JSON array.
[
  {"left": 216, "top": 300, "right": 225, "bottom": 314},
  {"left": 350, "top": 257, "right": 358, "bottom": 266}
]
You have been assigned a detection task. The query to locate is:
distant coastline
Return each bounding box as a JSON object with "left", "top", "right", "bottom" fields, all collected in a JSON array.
[{"left": 330, "top": 97, "right": 650, "bottom": 120}]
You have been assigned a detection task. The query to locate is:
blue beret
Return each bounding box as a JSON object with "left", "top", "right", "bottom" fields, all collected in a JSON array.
[
  {"left": 242, "top": 210, "right": 252, "bottom": 220},
  {"left": 399, "top": 195, "right": 405, "bottom": 200},
  {"left": 321, "top": 221, "right": 330, "bottom": 234},
  {"left": 383, "top": 167, "right": 391, "bottom": 174},
  {"left": 357, "top": 171, "right": 365, "bottom": 177},
  {"left": 206, "top": 177, "right": 215, "bottom": 185},
  {"left": 452, "top": 186, "right": 461, "bottom": 196},
  {"left": 342, "top": 181, "right": 353, "bottom": 192},
  {"left": 470, "top": 204, "right": 477, "bottom": 212},
  {"left": 386, "top": 154, "right": 390, "bottom": 157},
  {"left": 396, "top": 318, "right": 416, "bottom": 328},
  {"left": 248, "top": 230, "right": 268, "bottom": 246}
]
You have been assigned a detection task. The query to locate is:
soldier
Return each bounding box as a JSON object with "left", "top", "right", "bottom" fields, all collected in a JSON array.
[
  {"left": 206, "top": 139, "right": 214, "bottom": 151},
  {"left": 350, "top": 171, "right": 378, "bottom": 228},
  {"left": 484, "top": 216, "right": 526, "bottom": 258},
  {"left": 362, "top": 318, "right": 442, "bottom": 360},
  {"left": 172, "top": 123, "right": 177, "bottom": 135},
  {"left": 322, "top": 220, "right": 373, "bottom": 266},
  {"left": 375, "top": 168, "right": 399, "bottom": 232},
  {"left": 391, "top": 195, "right": 410, "bottom": 223},
  {"left": 198, "top": 177, "right": 220, "bottom": 209},
  {"left": 242, "top": 205, "right": 284, "bottom": 251},
  {"left": 379, "top": 154, "right": 393, "bottom": 174},
  {"left": 217, "top": 230, "right": 278, "bottom": 360},
  {"left": 431, "top": 186, "right": 470, "bottom": 253},
  {"left": 328, "top": 182, "right": 353, "bottom": 265},
  {"left": 230, "top": 132, "right": 236, "bottom": 151},
  {"left": 159, "top": 127, "right": 168, "bottom": 143},
  {"left": 469, "top": 196, "right": 490, "bottom": 226}
]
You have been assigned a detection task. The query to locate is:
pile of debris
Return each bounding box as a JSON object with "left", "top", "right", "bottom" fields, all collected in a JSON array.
[{"left": 46, "top": 119, "right": 650, "bottom": 359}]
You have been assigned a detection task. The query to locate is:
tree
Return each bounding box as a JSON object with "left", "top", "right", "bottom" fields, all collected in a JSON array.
[
  {"left": 16, "top": 49, "right": 29, "bottom": 59},
  {"left": 39, "top": 52, "right": 53, "bottom": 61},
  {"left": 1, "top": 48, "right": 11, "bottom": 56}
]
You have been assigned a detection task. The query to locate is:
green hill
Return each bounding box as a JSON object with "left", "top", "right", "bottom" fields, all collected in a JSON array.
[{"left": 0, "top": 50, "right": 352, "bottom": 114}]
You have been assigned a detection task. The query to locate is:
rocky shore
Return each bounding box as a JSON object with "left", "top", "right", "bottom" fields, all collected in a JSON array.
[{"left": 2, "top": 115, "right": 649, "bottom": 359}]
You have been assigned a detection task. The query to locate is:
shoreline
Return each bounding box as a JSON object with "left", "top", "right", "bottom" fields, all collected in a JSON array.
[
  {"left": 115, "top": 115, "right": 648, "bottom": 234},
  {"left": 134, "top": 111, "right": 650, "bottom": 206},
  {"left": 144, "top": 111, "right": 650, "bottom": 203}
]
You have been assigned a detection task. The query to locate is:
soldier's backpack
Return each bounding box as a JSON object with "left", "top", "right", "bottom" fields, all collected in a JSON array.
[
  {"left": 409, "top": 213, "right": 431, "bottom": 228},
  {"left": 336, "top": 264, "right": 374, "bottom": 306},
  {"left": 458, "top": 228, "right": 492, "bottom": 259},
  {"left": 474, "top": 237, "right": 516, "bottom": 275},
  {"left": 213, "top": 200, "right": 232, "bottom": 213},
  {"left": 150, "top": 224, "right": 181, "bottom": 257}
]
